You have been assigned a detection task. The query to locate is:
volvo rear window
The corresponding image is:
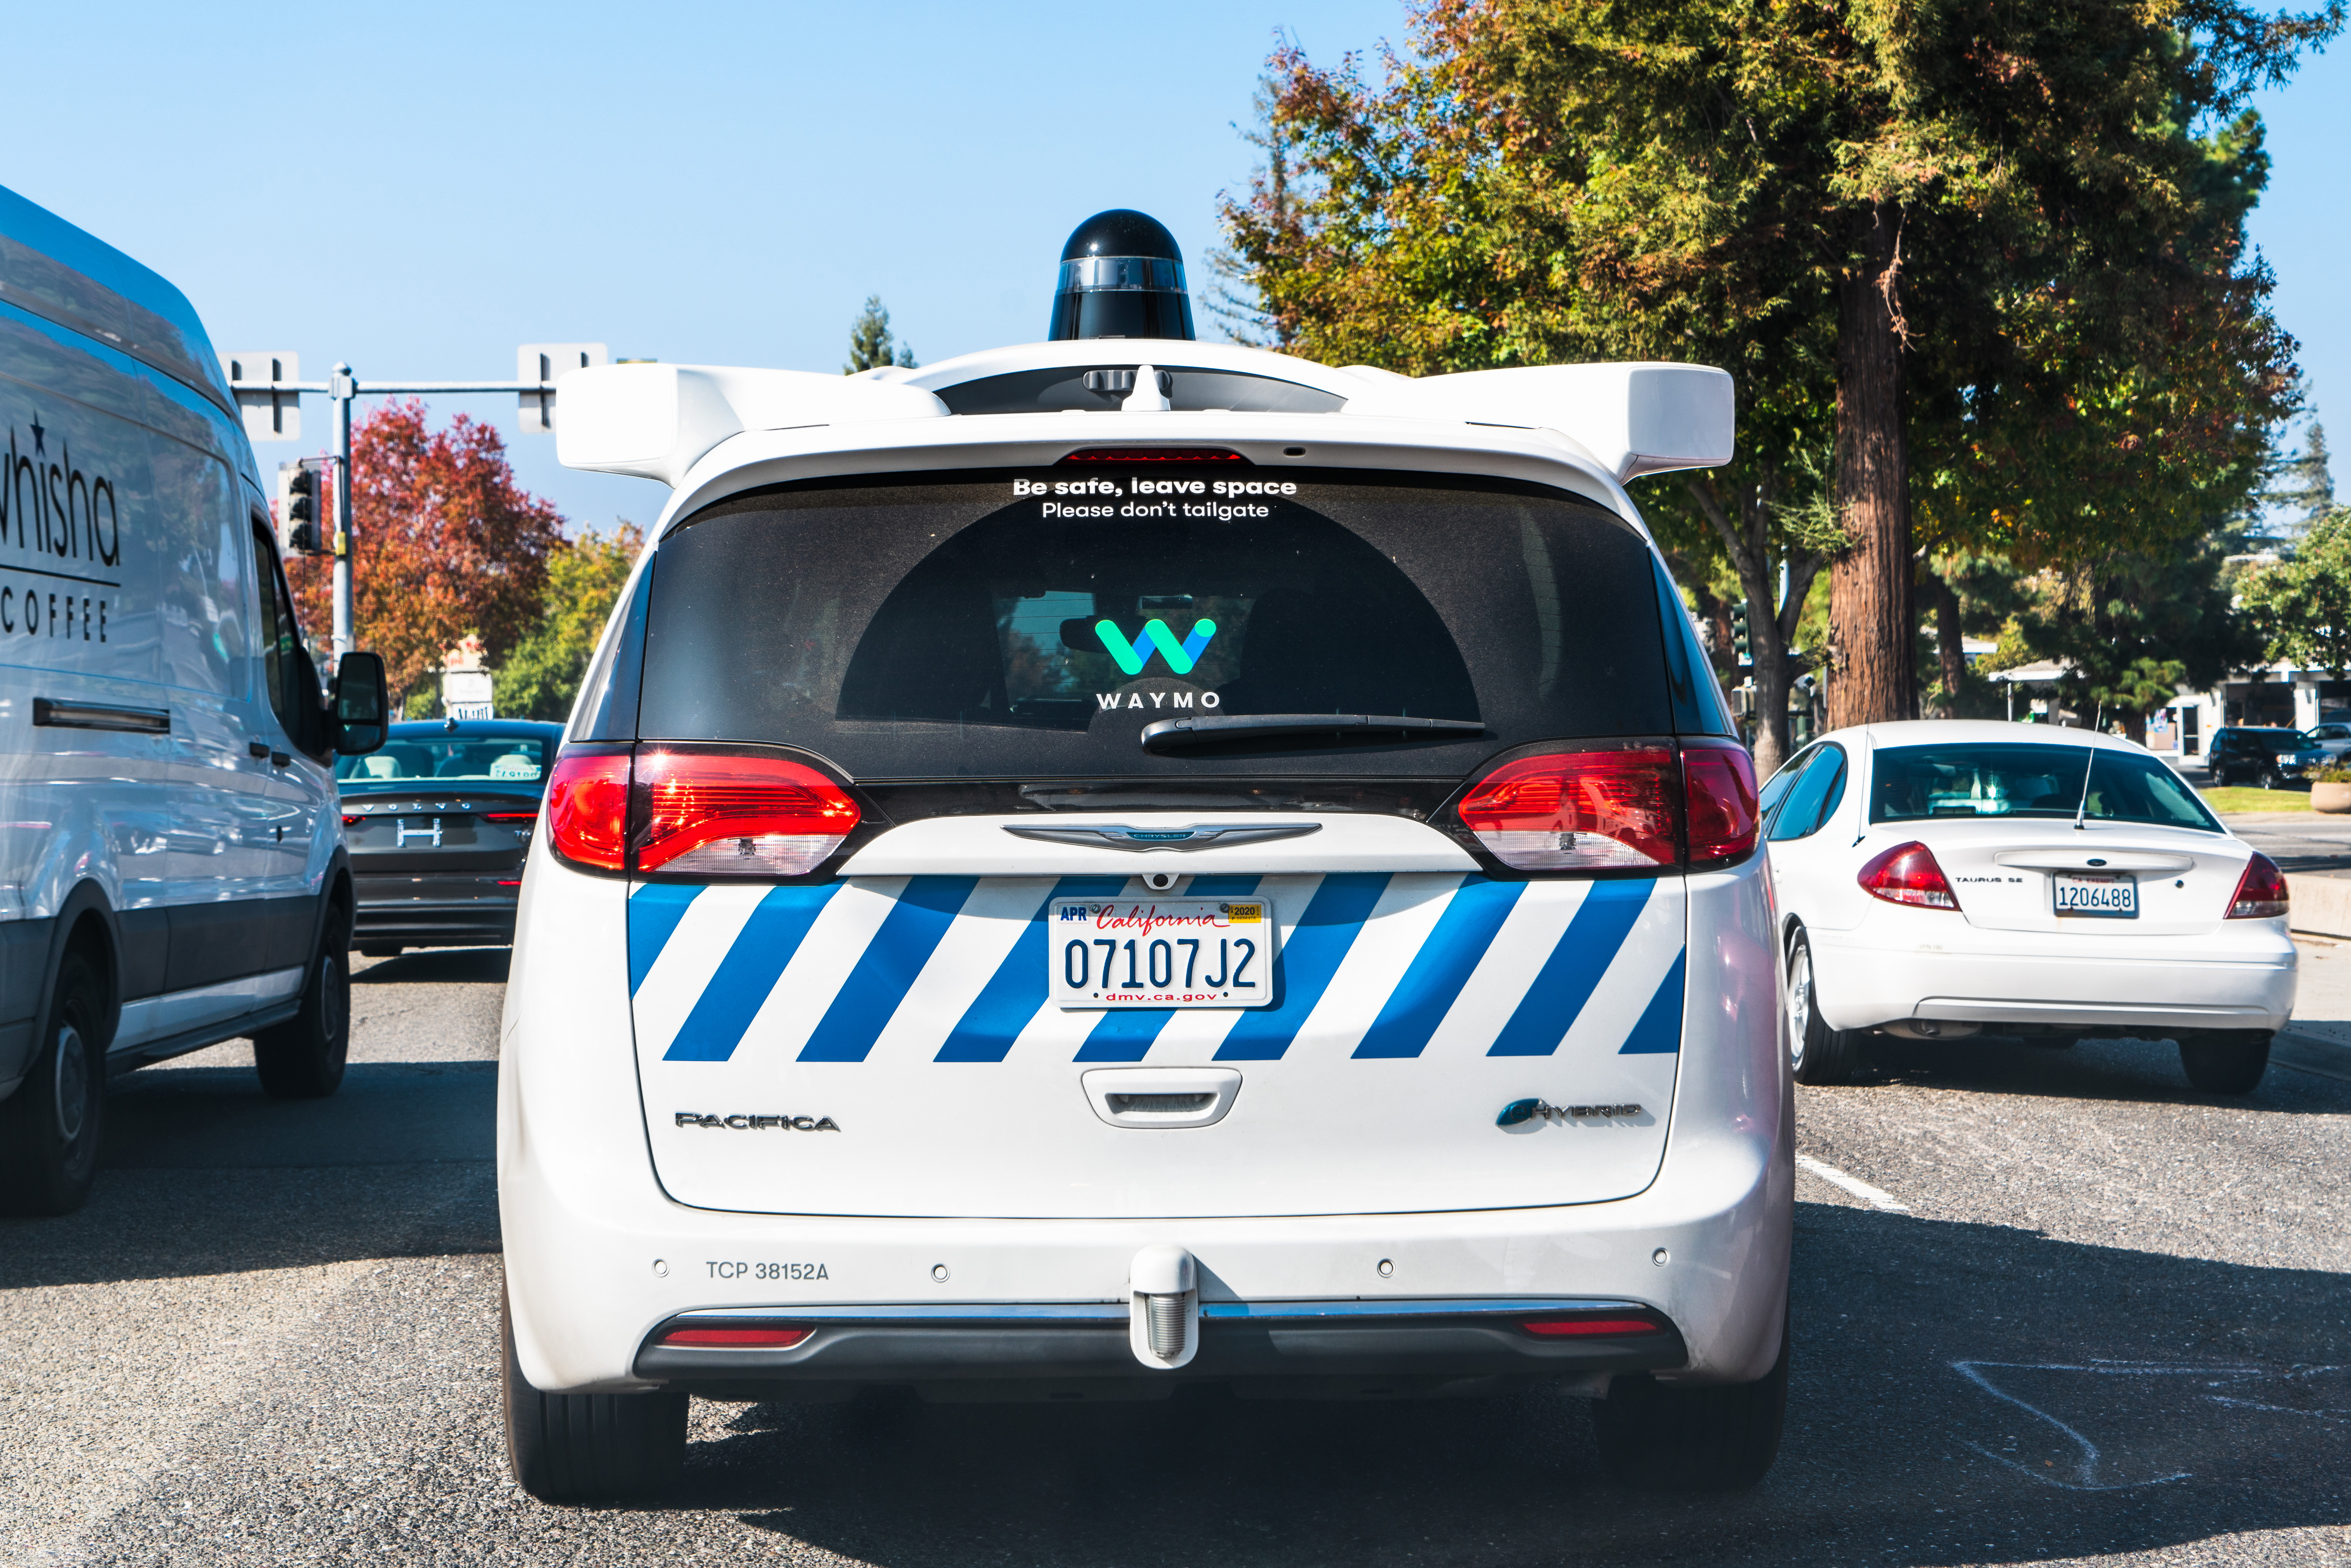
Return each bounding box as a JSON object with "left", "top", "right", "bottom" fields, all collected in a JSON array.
[{"left": 633, "top": 469, "right": 1685, "bottom": 777}]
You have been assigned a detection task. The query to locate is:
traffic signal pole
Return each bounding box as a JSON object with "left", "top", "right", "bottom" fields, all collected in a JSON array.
[{"left": 228, "top": 345, "right": 608, "bottom": 658}]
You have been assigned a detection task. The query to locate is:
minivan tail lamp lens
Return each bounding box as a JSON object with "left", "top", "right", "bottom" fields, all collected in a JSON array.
[
  {"left": 1057, "top": 447, "right": 1248, "bottom": 464},
  {"left": 632, "top": 750, "right": 860, "bottom": 876},
  {"left": 2226, "top": 851, "right": 2289, "bottom": 919},
  {"left": 546, "top": 752, "right": 633, "bottom": 871},
  {"left": 1459, "top": 749, "right": 1679, "bottom": 870},
  {"left": 1521, "top": 1315, "right": 1666, "bottom": 1338},
  {"left": 657, "top": 1326, "right": 812, "bottom": 1349},
  {"left": 1682, "top": 744, "right": 1760, "bottom": 867},
  {"left": 1858, "top": 841, "right": 1960, "bottom": 910}
]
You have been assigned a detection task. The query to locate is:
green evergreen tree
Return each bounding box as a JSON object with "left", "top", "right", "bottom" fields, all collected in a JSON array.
[
  {"left": 844, "top": 296, "right": 917, "bottom": 373},
  {"left": 2267, "top": 420, "right": 2335, "bottom": 538}
]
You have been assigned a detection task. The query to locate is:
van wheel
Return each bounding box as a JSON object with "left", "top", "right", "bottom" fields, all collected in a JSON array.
[
  {"left": 503, "top": 1293, "right": 686, "bottom": 1503},
  {"left": 255, "top": 903, "right": 352, "bottom": 1099},
  {"left": 2179, "top": 1031, "right": 2270, "bottom": 1095},
  {"left": 1786, "top": 933, "right": 1861, "bottom": 1086},
  {"left": 1592, "top": 1311, "right": 1789, "bottom": 1491},
  {"left": 0, "top": 953, "right": 109, "bottom": 1217}
]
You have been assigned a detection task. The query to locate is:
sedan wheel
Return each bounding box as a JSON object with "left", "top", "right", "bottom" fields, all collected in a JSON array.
[{"left": 1786, "top": 932, "right": 1862, "bottom": 1087}]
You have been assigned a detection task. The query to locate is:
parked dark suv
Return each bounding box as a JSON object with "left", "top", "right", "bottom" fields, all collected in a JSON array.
[
  {"left": 334, "top": 719, "right": 562, "bottom": 954},
  {"left": 2206, "top": 727, "right": 2325, "bottom": 790}
]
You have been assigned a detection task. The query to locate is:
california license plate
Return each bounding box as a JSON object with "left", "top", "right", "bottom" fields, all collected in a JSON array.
[
  {"left": 2053, "top": 872, "right": 2137, "bottom": 918},
  {"left": 1049, "top": 898, "right": 1276, "bottom": 1008}
]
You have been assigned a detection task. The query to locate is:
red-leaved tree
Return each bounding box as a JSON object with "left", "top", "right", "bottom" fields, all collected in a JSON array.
[{"left": 288, "top": 400, "right": 566, "bottom": 710}]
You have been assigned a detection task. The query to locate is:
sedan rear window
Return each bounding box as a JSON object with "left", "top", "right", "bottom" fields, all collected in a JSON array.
[
  {"left": 632, "top": 469, "right": 1696, "bottom": 778},
  {"left": 337, "top": 735, "right": 555, "bottom": 788},
  {"left": 1870, "top": 743, "right": 2218, "bottom": 832}
]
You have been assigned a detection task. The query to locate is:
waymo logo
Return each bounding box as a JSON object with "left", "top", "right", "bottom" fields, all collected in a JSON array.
[{"left": 1094, "top": 618, "right": 1218, "bottom": 676}]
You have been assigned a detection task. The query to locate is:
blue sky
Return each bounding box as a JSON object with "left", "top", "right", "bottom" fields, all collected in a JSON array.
[{"left": 7, "top": 1, "right": 2344, "bottom": 528}]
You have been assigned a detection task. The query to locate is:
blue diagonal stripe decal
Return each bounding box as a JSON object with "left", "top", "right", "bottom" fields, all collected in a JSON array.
[
  {"left": 799, "top": 877, "right": 979, "bottom": 1062},
  {"left": 1215, "top": 874, "right": 1391, "bottom": 1061},
  {"left": 661, "top": 884, "right": 842, "bottom": 1061},
  {"left": 1619, "top": 950, "right": 1685, "bottom": 1054},
  {"left": 627, "top": 883, "right": 703, "bottom": 996},
  {"left": 938, "top": 877, "right": 1129, "bottom": 1063},
  {"left": 1487, "top": 879, "right": 1657, "bottom": 1056},
  {"left": 1352, "top": 877, "right": 1526, "bottom": 1058}
]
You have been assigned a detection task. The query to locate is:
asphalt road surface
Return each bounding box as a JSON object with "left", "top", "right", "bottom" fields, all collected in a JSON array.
[{"left": 4, "top": 933, "right": 2349, "bottom": 1568}]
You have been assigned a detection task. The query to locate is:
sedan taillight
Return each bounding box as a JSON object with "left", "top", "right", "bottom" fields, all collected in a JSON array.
[
  {"left": 2227, "top": 852, "right": 2289, "bottom": 919},
  {"left": 1456, "top": 742, "right": 1760, "bottom": 872},
  {"left": 1858, "top": 841, "right": 1960, "bottom": 910}
]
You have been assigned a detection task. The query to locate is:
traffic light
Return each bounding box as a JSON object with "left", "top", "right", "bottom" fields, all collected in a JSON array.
[
  {"left": 1732, "top": 599, "right": 1752, "bottom": 664},
  {"left": 276, "top": 459, "right": 331, "bottom": 555}
]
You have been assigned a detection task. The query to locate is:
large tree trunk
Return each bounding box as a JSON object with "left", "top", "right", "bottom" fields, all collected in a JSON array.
[{"left": 1828, "top": 205, "right": 1915, "bottom": 729}]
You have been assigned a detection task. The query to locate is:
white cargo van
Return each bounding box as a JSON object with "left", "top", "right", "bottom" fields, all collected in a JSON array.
[
  {"left": 498, "top": 212, "right": 1790, "bottom": 1504},
  {"left": 0, "top": 185, "right": 388, "bottom": 1215}
]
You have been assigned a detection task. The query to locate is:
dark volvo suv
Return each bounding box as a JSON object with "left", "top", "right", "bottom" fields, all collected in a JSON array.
[{"left": 335, "top": 719, "right": 563, "bottom": 954}]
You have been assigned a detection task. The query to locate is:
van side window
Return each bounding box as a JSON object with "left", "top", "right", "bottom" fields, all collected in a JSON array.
[{"left": 249, "top": 519, "right": 301, "bottom": 734}]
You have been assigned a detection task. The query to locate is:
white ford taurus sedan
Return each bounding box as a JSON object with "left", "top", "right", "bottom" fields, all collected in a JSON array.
[{"left": 1764, "top": 721, "right": 2293, "bottom": 1094}]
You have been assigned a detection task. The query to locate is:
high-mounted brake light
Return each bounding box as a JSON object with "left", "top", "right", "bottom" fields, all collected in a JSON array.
[
  {"left": 1858, "top": 841, "right": 1960, "bottom": 910},
  {"left": 2226, "top": 852, "right": 2289, "bottom": 919},
  {"left": 656, "top": 1326, "right": 812, "bottom": 1349},
  {"left": 1058, "top": 447, "right": 1248, "bottom": 464},
  {"left": 1521, "top": 1316, "right": 1666, "bottom": 1338},
  {"left": 1459, "top": 748, "right": 1679, "bottom": 870},
  {"left": 546, "top": 751, "right": 632, "bottom": 870},
  {"left": 632, "top": 749, "right": 860, "bottom": 876}
]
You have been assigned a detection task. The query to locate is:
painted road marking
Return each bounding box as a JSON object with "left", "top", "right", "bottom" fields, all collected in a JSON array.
[{"left": 1795, "top": 1152, "right": 1910, "bottom": 1212}]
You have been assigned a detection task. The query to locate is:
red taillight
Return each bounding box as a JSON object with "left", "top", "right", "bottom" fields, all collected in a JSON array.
[
  {"left": 656, "top": 1326, "right": 812, "bottom": 1349},
  {"left": 1460, "top": 748, "right": 1678, "bottom": 869},
  {"left": 1522, "top": 1316, "right": 1665, "bottom": 1338},
  {"left": 546, "top": 751, "right": 633, "bottom": 870},
  {"left": 340, "top": 814, "right": 360, "bottom": 827},
  {"left": 1858, "top": 841, "right": 1960, "bottom": 910},
  {"left": 1682, "top": 742, "right": 1760, "bottom": 868},
  {"left": 1456, "top": 744, "right": 1760, "bottom": 872},
  {"left": 632, "top": 749, "right": 860, "bottom": 876},
  {"left": 2227, "top": 851, "right": 2289, "bottom": 919},
  {"left": 483, "top": 811, "right": 536, "bottom": 823}
]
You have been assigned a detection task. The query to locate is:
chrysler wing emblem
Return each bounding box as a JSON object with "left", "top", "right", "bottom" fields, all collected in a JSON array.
[{"left": 1003, "top": 822, "right": 1321, "bottom": 852}]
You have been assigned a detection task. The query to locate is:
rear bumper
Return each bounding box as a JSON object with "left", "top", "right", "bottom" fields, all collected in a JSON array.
[
  {"left": 352, "top": 874, "right": 518, "bottom": 946},
  {"left": 635, "top": 1299, "right": 1687, "bottom": 1398},
  {"left": 1810, "top": 928, "right": 2296, "bottom": 1035}
]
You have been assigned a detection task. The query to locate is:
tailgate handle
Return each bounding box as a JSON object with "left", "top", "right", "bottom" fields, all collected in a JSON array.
[{"left": 1083, "top": 1068, "right": 1241, "bottom": 1129}]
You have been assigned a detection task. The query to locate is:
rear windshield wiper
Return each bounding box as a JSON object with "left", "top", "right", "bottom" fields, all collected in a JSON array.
[{"left": 1139, "top": 713, "right": 1485, "bottom": 754}]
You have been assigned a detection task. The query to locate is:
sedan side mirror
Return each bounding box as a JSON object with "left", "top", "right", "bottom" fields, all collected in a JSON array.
[{"left": 332, "top": 651, "right": 389, "bottom": 755}]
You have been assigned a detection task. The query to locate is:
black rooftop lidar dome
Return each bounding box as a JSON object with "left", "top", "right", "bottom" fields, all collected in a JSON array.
[{"left": 1048, "top": 209, "right": 1196, "bottom": 342}]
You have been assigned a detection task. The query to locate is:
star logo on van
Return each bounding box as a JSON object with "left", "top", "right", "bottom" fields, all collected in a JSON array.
[{"left": 28, "top": 416, "right": 44, "bottom": 454}]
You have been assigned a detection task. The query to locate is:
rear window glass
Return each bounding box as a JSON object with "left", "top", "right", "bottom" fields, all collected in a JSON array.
[
  {"left": 1869, "top": 743, "right": 2219, "bottom": 832},
  {"left": 635, "top": 469, "right": 1679, "bottom": 777},
  {"left": 336, "top": 733, "right": 555, "bottom": 788}
]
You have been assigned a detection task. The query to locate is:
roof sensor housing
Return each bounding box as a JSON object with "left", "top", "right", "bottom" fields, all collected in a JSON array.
[{"left": 1048, "top": 209, "right": 1195, "bottom": 342}]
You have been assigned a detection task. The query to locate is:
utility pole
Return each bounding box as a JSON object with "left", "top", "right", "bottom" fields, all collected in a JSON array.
[{"left": 224, "top": 344, "right": 607, "bottom": 658}]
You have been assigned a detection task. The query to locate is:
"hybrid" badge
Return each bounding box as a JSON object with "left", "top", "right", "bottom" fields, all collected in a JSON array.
[{"left": 1496, "top": 1099, "right": 1644, "bottom": 1127}]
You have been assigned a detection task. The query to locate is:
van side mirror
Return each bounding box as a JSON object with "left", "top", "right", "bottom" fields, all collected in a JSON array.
[{"left": 332, "top": 651, "right": 389, "bottom": 755}]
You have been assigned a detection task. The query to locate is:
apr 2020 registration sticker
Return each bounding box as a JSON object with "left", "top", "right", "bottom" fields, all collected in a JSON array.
[{"left": 1049, "top": 899, "right": 1276, "bottom": 1009}]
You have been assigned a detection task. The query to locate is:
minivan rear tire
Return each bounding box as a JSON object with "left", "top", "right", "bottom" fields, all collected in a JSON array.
[
  {"left": 1592, "top": 1311, "right": 1789, "bottom": 1491},
  {"left": 2179, "top": 1031, "right": 2270, "bottom": 1095},
  {"left": 255, "top": 903, "right": 352, "bottom": 1099},
  {"left": 503, "top": 1294, "right": 687, "bottom": 1504},
  {"left": 0, "top": 953, "right": 108, "bottom": 1217},
  {"left": 1786, "top": 932, "right": 1862, "bottom": 1086}
]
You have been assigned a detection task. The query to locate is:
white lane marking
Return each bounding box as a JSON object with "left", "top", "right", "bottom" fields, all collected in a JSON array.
[{"left": 1795, "top": 1152, "right": 1910, "bottom": 1211}]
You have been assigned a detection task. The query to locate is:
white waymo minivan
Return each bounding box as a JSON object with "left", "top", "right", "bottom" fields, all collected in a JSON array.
[
  {"left": 500, "top": 212, "right": 1789, "bottom": 1502},
  {"left": 0, "top": 187, "right": 389, "bottom": 1215}
]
